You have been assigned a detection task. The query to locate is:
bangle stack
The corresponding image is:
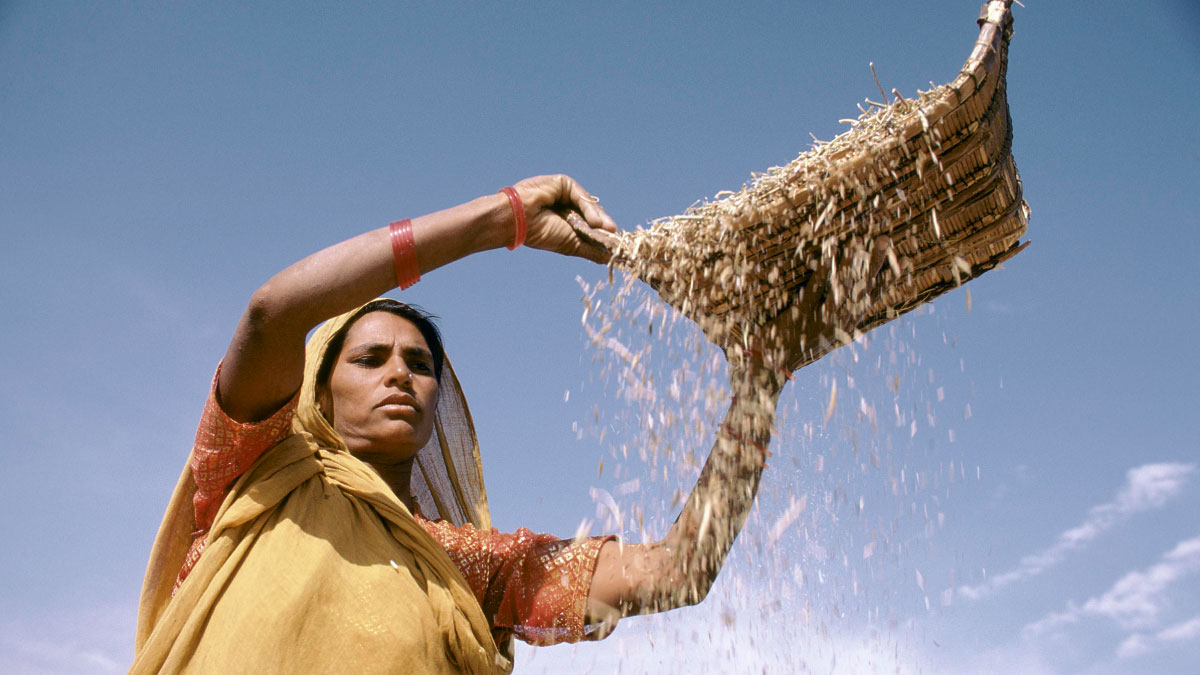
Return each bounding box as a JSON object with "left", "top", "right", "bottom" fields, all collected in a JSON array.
[
  {"left": 389, "top": 218, "right": 420, "bottom": 290},
  {"left": 389, "top": 186, "right": 524, "bottom": 289}
]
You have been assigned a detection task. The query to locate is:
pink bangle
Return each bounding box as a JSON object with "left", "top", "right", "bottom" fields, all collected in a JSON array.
[
  {"left": 498, "top": 186, "right": 526, "bottom": 250},
  {"left": 389, "top": 218, "right": 420, "bottom": 289}
]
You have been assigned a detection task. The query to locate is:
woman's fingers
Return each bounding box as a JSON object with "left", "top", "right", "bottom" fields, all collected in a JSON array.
[
  {"left": 539, "top": 174, "right": 618, "bottom": 234},
  {"left": 560, "top": 208, "right": 618, "bottom": 246},
  {"left": 558, "top": 208, "right": 618, "bottom": 264},
  {"left": 567, "top": 180, "right": 619, "bottom": 234},
  {"left": 513, "top": 174, "right": 621, "bottom": 263}
]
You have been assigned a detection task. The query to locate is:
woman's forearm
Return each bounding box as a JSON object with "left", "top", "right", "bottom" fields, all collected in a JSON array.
[
  {"left": 586, "top": 364, "right": 784, "bottom": 624},
  {"left": 216, "top": 173, "right": 617, "bottom": 424},
  {"left": 253, "top": 193, "right": 514, "bottom": 330},
  {"left": 659, "top": 371, "right": 782, "bottom": 606},
  {"left": 219, "top": 192, "right": 517, "bottom": 422}
]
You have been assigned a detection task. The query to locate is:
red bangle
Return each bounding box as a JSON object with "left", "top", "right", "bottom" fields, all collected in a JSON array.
[
  {"left": 498, "top": 186, "right": 526, "bottom": 250},
  {"left": 389, "top": 218, "right": 420, "bottom": 290}
]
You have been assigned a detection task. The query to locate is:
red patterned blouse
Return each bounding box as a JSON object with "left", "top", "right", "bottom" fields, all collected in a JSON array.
[{"left": 176, "top": 370, "right": 609, "bottom": 646}]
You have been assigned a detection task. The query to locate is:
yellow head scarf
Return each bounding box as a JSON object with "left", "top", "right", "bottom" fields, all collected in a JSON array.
[
  {"left": 295, "top": 300, "right": 493, "bottom": 529},
  {"left": 133, "top": 300, "right": 509, "bottom": 674}
]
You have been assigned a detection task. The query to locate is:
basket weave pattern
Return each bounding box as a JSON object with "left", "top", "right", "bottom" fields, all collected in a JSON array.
[{"left": 614, "top": 1, "right": 1028, "bottom": 368}]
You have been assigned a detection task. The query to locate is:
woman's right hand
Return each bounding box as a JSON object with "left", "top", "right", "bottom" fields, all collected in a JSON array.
[{"left": 512, "top": 175, "right": 620, "bottom": 264}]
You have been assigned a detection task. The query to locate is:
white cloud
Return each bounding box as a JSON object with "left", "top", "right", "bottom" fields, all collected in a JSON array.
[
  {"left": 961, "top": 463, "right": 1195, "bottom": 600},
  {"left": 1158, "top": 616, "right": 1200, "bottom": 642},
  {"left": 1081, "top": 536, "right": 1200, "bottom": 630},
  {"left": 1024, "top": 536, "right": 1200, "bottom": 654},
  {"left": 1117, "top": 616, "right": 1200, "bottom": 659},
  {"left": 1115, "top": 632, "right": 1153, "bottom": 660},
  {"left": 1022, "top": 603, "right": 1083, "bottom": 636},
  {"left": 1112, "top": 463, "right": 1196, "bottom": 513}
]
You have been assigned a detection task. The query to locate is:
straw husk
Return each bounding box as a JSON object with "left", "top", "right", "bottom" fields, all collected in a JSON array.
[{"left": 609, "top": 0, "right": 1028, "bottom": 368}]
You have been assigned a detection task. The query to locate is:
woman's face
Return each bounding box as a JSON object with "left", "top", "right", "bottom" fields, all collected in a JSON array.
[{"left": 322, "top": 311, "right": 439, "bottom": 463}]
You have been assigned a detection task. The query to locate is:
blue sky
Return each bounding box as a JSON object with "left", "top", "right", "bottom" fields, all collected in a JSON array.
[{"left": 1, "top": 1, "right": 1198, "bottom": 673}]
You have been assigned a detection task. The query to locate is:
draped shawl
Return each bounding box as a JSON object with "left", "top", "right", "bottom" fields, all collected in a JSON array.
[{"left": 132, "top": 302, "right": 511, "bottom": 674}]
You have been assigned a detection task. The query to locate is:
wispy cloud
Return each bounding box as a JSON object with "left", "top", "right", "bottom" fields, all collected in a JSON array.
[
  {"left": 961, "top": 462, "right": 1195, "bottom": 600},
  {"left": 1024, "top": 535, "right": 1200, "bottom": 639},
  {"left": 1117, "top": 616, "right": 1200, "bottom": 659}
]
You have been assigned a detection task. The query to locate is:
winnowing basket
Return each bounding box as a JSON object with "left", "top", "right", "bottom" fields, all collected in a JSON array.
[{"left": 610, "top": 0, "right": 1029, "bottom": 369}]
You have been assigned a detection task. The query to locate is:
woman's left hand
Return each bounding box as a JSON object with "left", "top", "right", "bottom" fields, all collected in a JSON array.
[{"left": 512, "top": 174, "right": 620, "bottom": 264}]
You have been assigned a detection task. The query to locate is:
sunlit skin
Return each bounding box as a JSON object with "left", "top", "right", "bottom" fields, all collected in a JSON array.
[{"left": 318, "top": 312, "right": 439, "bottom": 507}]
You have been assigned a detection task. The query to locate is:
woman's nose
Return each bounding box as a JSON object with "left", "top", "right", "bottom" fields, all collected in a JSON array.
[{"left": 384, "top": 357, "right": 412, "bottom": 387}]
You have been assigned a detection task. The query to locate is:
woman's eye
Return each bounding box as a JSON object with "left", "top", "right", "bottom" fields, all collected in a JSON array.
[
  {"left": 410, "top": 361, "right": 433, "bottom": 374},
  {"left": 352, "top": 356, "right": 382, "bottom": 367}
]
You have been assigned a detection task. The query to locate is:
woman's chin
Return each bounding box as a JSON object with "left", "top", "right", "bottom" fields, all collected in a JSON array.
[
  {"left": 348, "top": 430, "right": 428, "bottom": 462},
  {"left": 350, "top": 444, "right": 422, "bottom": 466}
]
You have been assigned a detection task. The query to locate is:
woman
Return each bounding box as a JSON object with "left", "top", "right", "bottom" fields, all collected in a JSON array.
[{"left": 132, "top": 175, "right": 814, "bottom": 674}]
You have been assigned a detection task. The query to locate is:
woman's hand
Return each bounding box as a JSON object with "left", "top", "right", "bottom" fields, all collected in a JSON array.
[{"left": 513, "top": 174, "right": 619, "bottom": 264}]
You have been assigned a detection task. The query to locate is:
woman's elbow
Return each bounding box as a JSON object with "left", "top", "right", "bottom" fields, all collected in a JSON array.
[{"left": 243, "top": 281, "right": 300, "bottom": 333}]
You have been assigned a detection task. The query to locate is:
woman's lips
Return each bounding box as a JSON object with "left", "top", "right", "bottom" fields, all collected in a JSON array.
[{"left": 377, "top": 393, "right": 420, "bottom": 412}]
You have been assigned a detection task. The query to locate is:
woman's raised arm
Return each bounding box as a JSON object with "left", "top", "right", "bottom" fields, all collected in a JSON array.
[{"left": 218, "top": 175, "right": 617, "bottom": 423}]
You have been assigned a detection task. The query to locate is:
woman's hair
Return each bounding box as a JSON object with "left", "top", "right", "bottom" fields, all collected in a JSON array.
[{"left": 315, "top": 299, "right": 445, "bottom": 389}]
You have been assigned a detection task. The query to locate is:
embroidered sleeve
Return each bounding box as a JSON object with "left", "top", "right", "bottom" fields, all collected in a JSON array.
[
  {"left": 190, "top": 366, "right": 300, "bottom": 534},
  {"left": 418, "top": 517, "right": 614, "bottom": 646},
  {"left": 175, "top": 368, "right": 299, "bottom": 591}
]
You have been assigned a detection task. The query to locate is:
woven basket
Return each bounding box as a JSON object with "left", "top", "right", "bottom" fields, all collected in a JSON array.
[{"left": 607, "top": 0, "right": 1028, "bottom": 369}]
